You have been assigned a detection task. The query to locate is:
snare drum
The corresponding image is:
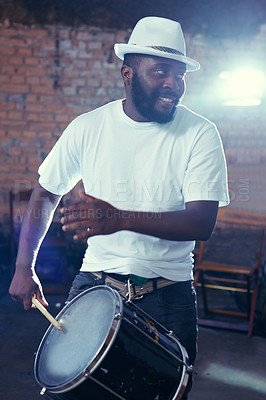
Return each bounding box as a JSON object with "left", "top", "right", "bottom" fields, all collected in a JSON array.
[{"left": 34, "top": 286, "right": 191, "bottom": 400}]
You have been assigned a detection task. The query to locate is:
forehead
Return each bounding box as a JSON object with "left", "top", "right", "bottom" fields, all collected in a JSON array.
[{"left": 138, "top": 55, "right": 187, "bottom": 72}]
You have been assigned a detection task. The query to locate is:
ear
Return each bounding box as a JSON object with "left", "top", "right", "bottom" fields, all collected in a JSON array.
[{"left": 121, "top": 65, "right": 133, "bottom": 86}]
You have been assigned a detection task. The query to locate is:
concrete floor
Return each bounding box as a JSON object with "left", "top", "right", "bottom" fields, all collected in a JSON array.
[{"left": 1, "top": 281, "right": 266, "bottom": 400}]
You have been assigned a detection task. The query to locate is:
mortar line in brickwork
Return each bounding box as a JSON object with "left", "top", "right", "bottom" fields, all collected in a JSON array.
[{"left": 53, "top": 25, "right": 60, "bottom": 89}]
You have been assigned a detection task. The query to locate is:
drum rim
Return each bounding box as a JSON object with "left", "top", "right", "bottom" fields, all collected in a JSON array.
[
  {"left": 169, "top": 336, "right": 190, "bottom": 400},
  {"left": 34, "top": 286, "right": 123, "bottom": 393}
]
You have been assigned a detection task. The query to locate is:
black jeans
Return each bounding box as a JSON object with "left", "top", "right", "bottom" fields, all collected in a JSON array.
[{"left": 46, "top": 272, "right": 198, "bottom": 400}]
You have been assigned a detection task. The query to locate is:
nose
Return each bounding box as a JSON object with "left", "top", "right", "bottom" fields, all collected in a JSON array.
[{"left": 163, "top": 72, "right": 180, "bottom": 91}]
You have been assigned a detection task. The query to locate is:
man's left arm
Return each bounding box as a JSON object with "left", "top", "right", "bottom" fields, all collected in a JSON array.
[{"left": 60, "top": 192, "right": 218, "bottom": 242}]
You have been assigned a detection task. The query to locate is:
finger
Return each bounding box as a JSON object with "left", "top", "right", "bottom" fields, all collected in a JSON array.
[
  {"left": 9, "top": 290, "right": 34, "bottom": 310},
  {"left": 62, "top": 220, "right": 91, "bottom": 232},
  {"left": 24, "top": 296, "right": 34, "bottom": 311},
  {"left": 35, "top": 291, "right": 49, "bottom": 307},
  {"left": 60, "top": 209, "right": 93, "bottom": 224},
  {"left": 73, "top": 228, "right": 94, "bottom": 241},
  {"left": 59, "top": 202, "right": 86, "bottom": 215},
  {"left": 9, "top": 293, "right": 22, "bottom": 304},
  {"left": 59, "top": 206, "right": 80, "bottom": 216},
  {"left": 60, "top": 203, "right": 99, "bottom": 223}
]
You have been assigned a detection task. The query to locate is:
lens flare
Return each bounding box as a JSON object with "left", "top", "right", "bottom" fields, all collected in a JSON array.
[{"left": 219, "top": 69, "right": 265, "bottom": 106}]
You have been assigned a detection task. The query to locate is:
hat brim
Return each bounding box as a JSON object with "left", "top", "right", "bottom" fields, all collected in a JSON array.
[{"left": 114, "top": 44, "right": 200, "bottom": 72}]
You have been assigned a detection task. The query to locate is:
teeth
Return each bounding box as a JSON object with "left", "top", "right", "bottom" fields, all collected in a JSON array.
[{"left": 160, "top": 97, "right": 174, "bottom": 103}]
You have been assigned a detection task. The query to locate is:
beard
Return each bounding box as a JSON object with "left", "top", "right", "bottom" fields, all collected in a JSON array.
[{"left": 131, "top": 73, "right": 181, "bottom": 124}]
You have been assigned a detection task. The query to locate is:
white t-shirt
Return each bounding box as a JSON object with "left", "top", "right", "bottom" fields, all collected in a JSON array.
[{"left": 39, "top": 100, "right": 229, "bottom": 281}]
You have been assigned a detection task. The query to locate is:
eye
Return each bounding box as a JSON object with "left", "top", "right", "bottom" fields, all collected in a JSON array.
[
  {"left": 176, "top": 73, "right": 185, "bottom": 80},
  {"left": 154, "top": 68, "right": 168, "bottom": 76},
  {"left": 151, "top": 67, "right": 186, "bottom": 81}
]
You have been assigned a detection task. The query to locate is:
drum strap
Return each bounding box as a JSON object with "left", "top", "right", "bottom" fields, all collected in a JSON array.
[{"left": 92, "top": 272, "right": 176, "bottom": 300}]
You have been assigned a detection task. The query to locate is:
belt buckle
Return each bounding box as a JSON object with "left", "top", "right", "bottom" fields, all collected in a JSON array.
[{"left": 126, "top": 279, "right": 144, "bottom": 302}]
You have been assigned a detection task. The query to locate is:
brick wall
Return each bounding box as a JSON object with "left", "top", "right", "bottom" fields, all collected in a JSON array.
[
  {"left": 1, "top": 22, "right": 266, "bottom": 234},
  {"left": 0, "top": 23, "right": 128, "bottom": 233}
]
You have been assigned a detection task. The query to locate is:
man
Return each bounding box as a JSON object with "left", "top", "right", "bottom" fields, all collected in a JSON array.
[{"left": 9, "top": 16, "right": 229, "bottom": 399}]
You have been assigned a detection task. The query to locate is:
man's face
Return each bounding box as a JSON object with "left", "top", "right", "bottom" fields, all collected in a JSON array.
[{"left": 130, "top": 56, "right": 186, "bottom": 124}]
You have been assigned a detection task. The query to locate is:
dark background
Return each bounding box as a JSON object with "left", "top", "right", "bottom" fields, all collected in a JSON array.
[{"left": 1, "top": 0, "right": 266, "bottom": 37}]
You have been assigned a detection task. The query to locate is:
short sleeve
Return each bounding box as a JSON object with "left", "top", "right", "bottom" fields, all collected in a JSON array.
[
  {"left": 38, "top": 119, "right": 82, "bottom": 195},
  {"left": 182, "top": 125, "right": 229, "bottom": 207}
]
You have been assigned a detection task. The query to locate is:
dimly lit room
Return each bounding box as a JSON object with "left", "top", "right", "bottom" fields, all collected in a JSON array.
[{"left": 1, "top": 1, "right": 266, "bottom": 399}]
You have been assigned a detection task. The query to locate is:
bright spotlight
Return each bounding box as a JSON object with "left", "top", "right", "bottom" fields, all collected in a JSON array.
[{"left": 218, "top": 68, "right": 266, "bottom": 106}]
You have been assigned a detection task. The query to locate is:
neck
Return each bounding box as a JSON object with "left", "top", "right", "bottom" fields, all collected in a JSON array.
[{"left": 122, "top": 98, "right": 150, "bottom": 123}]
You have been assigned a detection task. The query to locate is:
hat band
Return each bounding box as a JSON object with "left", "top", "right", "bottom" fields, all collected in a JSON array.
[{"left": 148, "top": 46, "right": 185, "bottom": 56}]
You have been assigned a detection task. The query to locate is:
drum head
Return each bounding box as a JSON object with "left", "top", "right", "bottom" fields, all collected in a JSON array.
[{"left": 34, "top": 286, "right": 122, "bottom": 392}]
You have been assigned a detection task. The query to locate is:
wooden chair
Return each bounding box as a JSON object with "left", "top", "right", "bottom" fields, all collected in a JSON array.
[
  {"left": 194, "top": 208, "right": 266, "bottom": 337},
  {"left": 9, "top": 189, "right": 69, "bottom": 293}
]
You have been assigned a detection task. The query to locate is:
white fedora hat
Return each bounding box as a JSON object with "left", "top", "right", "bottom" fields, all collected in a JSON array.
[{"left": 114, "top": 16, "right": 200, "bottom": 72}]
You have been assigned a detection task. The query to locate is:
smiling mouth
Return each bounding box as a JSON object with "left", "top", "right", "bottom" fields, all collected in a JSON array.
[{"left": 158, "top": 96, "right": 177, "bottom": 107}]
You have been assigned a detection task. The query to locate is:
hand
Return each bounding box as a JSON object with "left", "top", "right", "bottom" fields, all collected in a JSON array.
[
  {"left": 60, "top": 191, "right": 125, "bottom": 241},
  {"left": 9, "top": 269, "right": 48, "bottom": 311}
]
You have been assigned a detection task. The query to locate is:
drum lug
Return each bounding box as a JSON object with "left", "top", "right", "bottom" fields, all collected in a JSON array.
[
  {"left": 168, "top": 330, "right": 181, "bottom": 341},
  {"left": 40, "top": 387, "right": 46, "bottom": 396},
  {"left": 186, "top": 365, "right": 197, "bottom": 374},
  {"left": 114, "top": 312, "right": 122, "bottom": 320}
]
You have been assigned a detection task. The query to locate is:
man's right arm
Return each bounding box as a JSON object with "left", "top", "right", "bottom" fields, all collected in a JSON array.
[{"left": 9, "top": 183, "right": 62, "bottom": 310}]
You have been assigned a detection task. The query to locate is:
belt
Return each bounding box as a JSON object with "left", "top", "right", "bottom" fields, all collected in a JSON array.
[{"left": 92, "top": 272, "right": 177, "bottom": 300}]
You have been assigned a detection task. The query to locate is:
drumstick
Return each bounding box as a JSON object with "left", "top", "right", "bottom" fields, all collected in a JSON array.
[{"left": 32, "top": 297, "right": 62, "bottom": 331}]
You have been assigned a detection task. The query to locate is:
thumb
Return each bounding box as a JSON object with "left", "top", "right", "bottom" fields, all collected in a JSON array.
[
  {"left": 79, "top": 191, "right": 96, "bottom": 203},
  {"left": 35, "top": 290, "right": 49, "bottom": 307}
]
